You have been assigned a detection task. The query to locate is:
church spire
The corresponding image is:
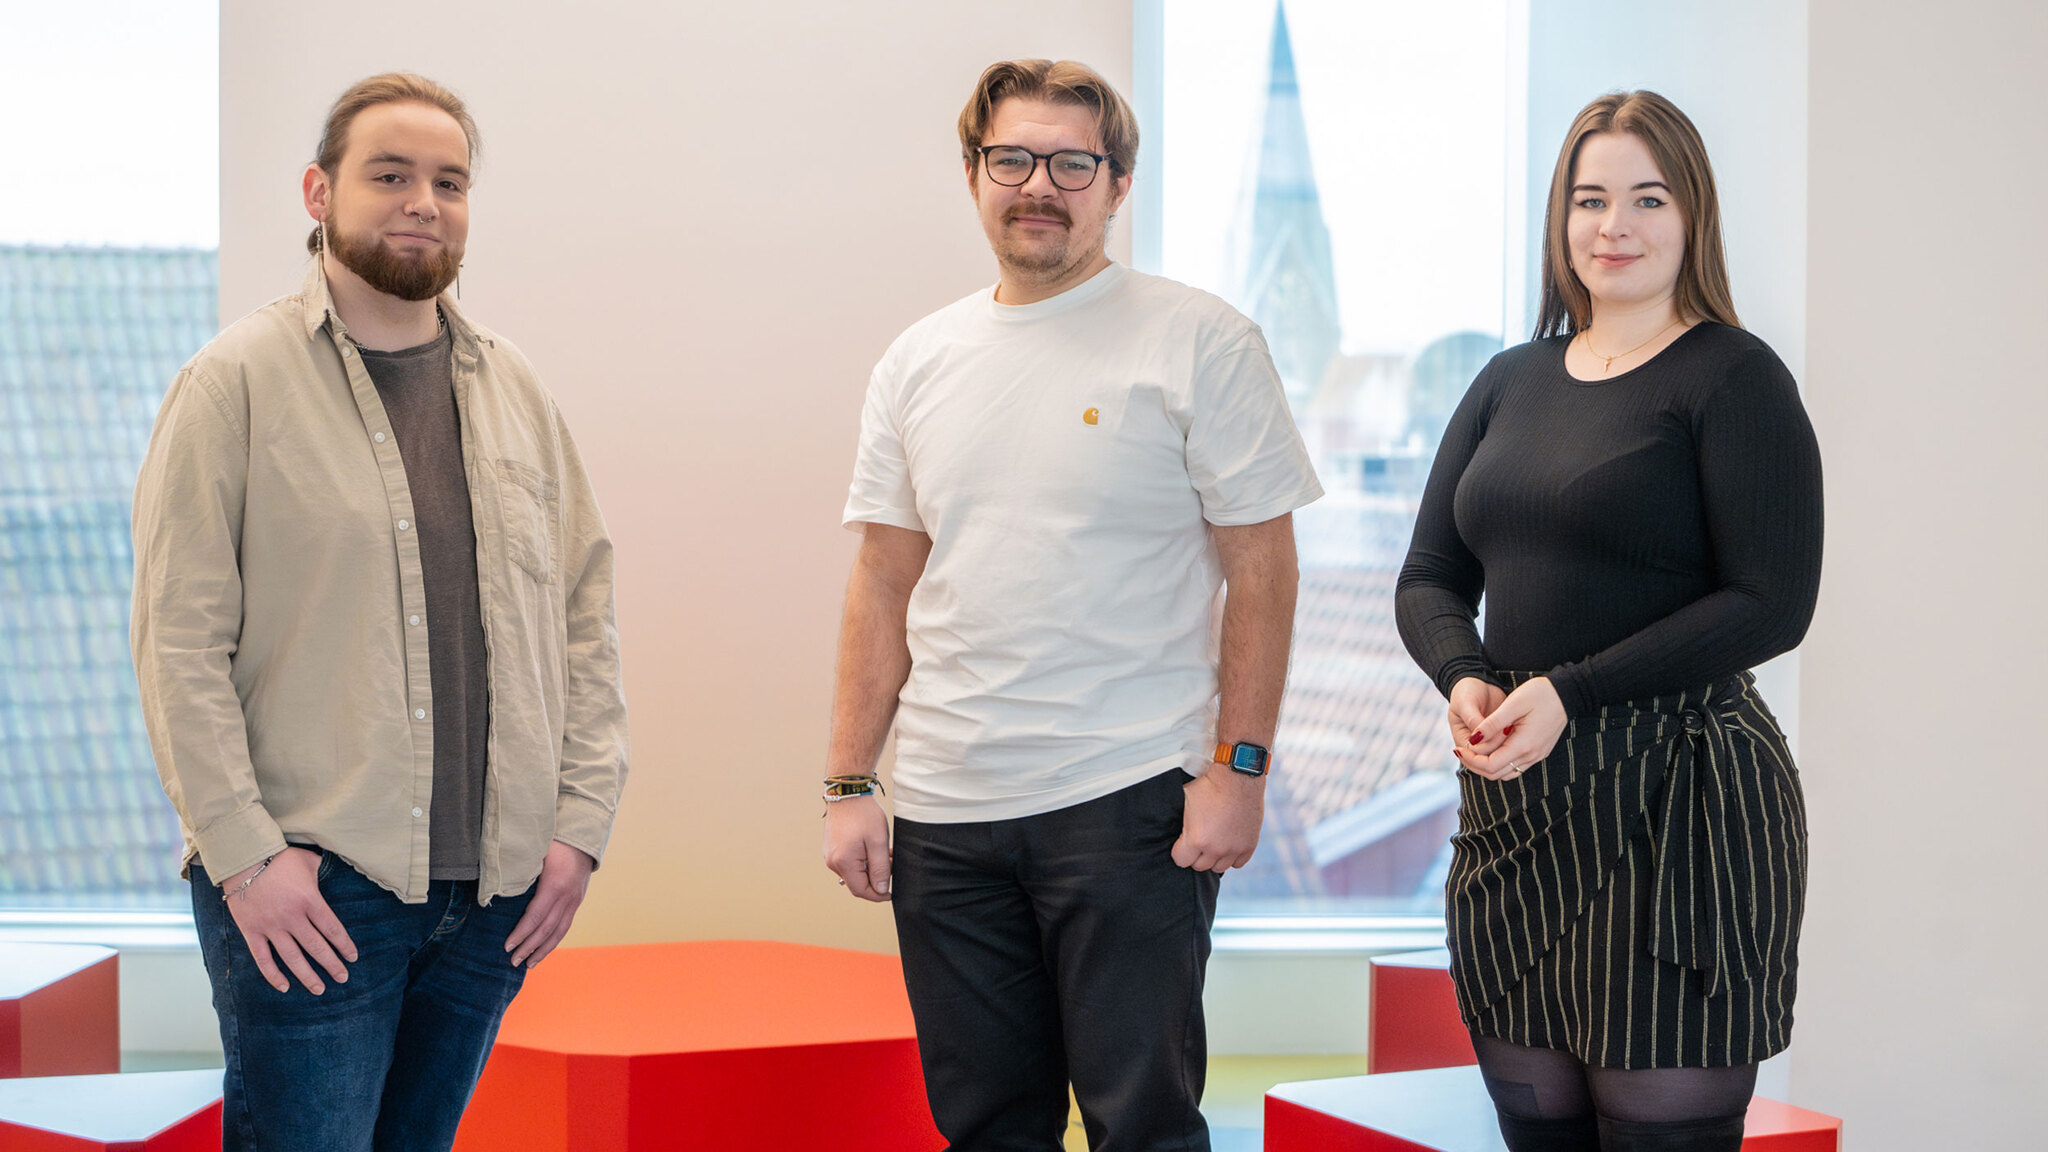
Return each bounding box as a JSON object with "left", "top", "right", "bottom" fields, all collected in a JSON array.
[{"left": 1237, "top": 0, "right": 1341, "bottom": 404}]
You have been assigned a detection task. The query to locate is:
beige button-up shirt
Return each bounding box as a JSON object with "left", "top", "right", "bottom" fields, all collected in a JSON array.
[{"left": 132, "top": 264, "right": 627, "bottom": 903}]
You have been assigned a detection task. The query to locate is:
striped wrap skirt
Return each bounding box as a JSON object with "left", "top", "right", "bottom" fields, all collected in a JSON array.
[{"left": 1446, "top": 671, "right": 1807, "bottom": 1069}]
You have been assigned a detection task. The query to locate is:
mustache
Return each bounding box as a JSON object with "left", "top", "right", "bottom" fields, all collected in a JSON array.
[{"left": 1004, "top": 202, "right": 1072, "bottom": 226}]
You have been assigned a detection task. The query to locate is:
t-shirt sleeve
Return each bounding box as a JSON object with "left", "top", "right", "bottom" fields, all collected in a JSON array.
[
  {"left": 1184, "top": 327, "right": 1324, "bottom": 525},
  {"left": 841, "top": 362, "right": 926, "bottom": 534}
]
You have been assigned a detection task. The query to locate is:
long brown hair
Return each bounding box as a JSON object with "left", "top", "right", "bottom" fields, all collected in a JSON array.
[
  {"left": 1534, "top": 90, "right": 1739, "bottom": 338},
  {"left": 306, "top": 73, "right": 480, "bottom": 255}
]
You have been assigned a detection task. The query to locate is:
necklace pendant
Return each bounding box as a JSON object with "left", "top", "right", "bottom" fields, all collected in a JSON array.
[{"left": 1603, "top": 355, "right": 1616, "bottom": 371}]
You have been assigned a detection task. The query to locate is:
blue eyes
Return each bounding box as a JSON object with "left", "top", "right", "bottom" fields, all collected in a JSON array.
[{"left": 1575, "top": 196, "right": 1666, "bottom": 210}]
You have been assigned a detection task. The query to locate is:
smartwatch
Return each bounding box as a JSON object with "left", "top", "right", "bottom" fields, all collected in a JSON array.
[{"left": 1213, "top": 741, "right": 1271, "bottom": 777}]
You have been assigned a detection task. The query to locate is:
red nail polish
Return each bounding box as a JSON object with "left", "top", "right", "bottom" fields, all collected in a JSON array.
[{"left": 1470, "top": 731, "right": 1486, "bottom": 744}]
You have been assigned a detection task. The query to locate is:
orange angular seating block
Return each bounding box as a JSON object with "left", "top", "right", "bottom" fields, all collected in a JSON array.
[
  {"left": 452, "top": 940, "right": 944, "bottom": 1152},
  {"left": 0, "top": 1069, "right": 222, "bottom": 1152},
  {"left": 1367, "top": 949, "right": 1475, "bottom": 1074},
  {"left": 0, "top": 944, "right": 120, "bottom": 1078},
  {"left": 1266, "top": 1067, "right": 1842, "bottom": 1151}
]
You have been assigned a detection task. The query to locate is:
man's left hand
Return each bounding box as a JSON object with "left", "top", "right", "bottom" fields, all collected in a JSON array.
[
  {"left": 1171, "top": 768, "right": 1264, "bottom": 873},
  {"left": 505, "top": 840, "right": 596, "bottom": 968}
]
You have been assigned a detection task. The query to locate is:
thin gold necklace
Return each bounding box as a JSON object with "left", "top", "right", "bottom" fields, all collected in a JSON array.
[{"left": 1579, "top": 317, "right": 1680, "bottom": 373}]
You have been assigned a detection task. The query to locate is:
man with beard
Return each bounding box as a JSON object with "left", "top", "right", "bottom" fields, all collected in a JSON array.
[
  {"left": 131, "top": 73, "right": 626, "bottom": 1152},
  {"left": 823, "top": 59, "right": 1321, "bottom": 1150}
]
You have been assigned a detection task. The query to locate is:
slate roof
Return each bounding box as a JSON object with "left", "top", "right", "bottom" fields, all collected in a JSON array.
[
  {"left": 1, "top": 245, "right": 216, "bottom": 909},
  {"left": 1226, "top": 559, "right": 1460, "bottom": 910}
]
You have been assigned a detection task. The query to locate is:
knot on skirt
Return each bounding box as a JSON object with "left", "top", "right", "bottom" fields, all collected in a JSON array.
[{"left": 1652, "top": 697, "right": 1754, "bottom": 998}]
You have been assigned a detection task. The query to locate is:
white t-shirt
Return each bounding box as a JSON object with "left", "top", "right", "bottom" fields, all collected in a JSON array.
[{"left": 843, "top": 262, "right": 1323, "bottom": 822}]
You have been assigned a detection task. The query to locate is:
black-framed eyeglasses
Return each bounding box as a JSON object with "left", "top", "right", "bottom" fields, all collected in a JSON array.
[{"left": 976, "top": 145, "right": 1110, "bottom": 191}]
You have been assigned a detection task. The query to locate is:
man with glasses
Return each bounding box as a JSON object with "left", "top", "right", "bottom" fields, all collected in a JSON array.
[{"left": 824, "top": 59, "right": 1321, "bottom": 1150}]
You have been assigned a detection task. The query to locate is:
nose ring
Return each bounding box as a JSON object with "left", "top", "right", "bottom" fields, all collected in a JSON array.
[{"left": 414, "top": 213, "right": 434, "bottom": 225}]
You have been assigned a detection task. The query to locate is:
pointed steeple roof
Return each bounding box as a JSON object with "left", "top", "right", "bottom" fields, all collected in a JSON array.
[{"left": 1237, "top": 0, "right": 1342, "bottom": 404}]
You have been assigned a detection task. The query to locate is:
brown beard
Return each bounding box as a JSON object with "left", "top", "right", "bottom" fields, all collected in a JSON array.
[{"left": 327, "top": 224, "right": 463, "bottom": 302}]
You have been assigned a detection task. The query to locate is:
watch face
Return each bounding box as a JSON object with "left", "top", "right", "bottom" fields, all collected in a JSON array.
[{"left": 1231, "top": 743, "right": 1269, "bottom": 771}]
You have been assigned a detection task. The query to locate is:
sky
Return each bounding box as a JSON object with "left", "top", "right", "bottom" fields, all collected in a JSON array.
[
  {"left": 0, "top": 0, "right": 219, "bottom": 248},
  {"left": 1161, "top": 0, "right": 1516, "bottom": 357}
]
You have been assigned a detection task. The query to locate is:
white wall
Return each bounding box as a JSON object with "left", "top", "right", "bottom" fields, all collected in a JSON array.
[
  {"left": 220, "top": 1, "right": 1133, "bottom": 956},
  {"left": 1798, "top": 2, "right": 2048, "bottom": 1147},
  {"left": 1525, "top": 2, "right": 1808, "bottom": 370}
]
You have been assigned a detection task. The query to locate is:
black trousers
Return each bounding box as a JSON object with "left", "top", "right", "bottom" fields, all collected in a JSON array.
[{"left": 892, "top": 768, "right": 1222, "bottom": 1152}]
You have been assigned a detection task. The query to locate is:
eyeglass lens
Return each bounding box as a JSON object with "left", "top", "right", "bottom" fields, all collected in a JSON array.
[{"left": 984, "top": 147, "right": 1100, "bottom": 191}]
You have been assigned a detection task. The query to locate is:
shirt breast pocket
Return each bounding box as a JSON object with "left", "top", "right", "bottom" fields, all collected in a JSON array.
[{"left": 497, "top": 458, "right": 559, "bottom": 584}]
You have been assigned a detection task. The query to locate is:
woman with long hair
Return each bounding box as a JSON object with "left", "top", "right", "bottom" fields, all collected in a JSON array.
[{"left": 1396, "top": 90, "right": 1823, "bottom": 1151}]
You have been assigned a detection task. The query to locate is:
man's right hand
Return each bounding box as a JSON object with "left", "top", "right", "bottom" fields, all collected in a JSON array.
[
  {"left": 218, "top": 846, "right": 358, "bottom": 994},
  {"left": 822, "top": 795, "right": 892, "bottom": 901}
]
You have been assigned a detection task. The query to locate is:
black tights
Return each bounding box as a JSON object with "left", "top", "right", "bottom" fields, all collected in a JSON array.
[{"left": 1472, "top": 1035, "right": 1756, "bottom": 1151}]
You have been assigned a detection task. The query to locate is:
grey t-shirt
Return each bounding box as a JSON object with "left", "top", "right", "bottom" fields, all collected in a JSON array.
[{"left": 359, "top": 326, "right": 489, "bottom": 880}]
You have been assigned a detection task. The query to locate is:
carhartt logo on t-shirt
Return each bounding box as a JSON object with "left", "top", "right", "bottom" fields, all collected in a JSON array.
[{"left": 1083, "top": 408, "right": 1100, "bottom": 425}]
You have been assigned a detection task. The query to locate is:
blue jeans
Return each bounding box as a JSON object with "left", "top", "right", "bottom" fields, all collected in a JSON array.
[{"left": 190, "top": 850, "right": 532, "bottom": 1152}]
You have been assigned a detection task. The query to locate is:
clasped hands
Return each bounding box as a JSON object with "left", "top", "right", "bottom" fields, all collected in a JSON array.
[{"left": 1449, "top": 675, "right": 1569, "bottom": 782}]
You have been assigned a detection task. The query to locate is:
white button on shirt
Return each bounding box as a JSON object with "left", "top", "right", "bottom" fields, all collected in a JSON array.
[
  {"left": 412, "top": 807, "right": 423, "bottom": 818},
  {"left": 397, "top": 519, "right": 410, "bottom": 531},
  {"left": 414, "top": 709, "right": 426, "bottom": 720},
  {"left": 374, "top": 432, "right": 387, "bottom": 443},
  {"left": 409, "top": 615, "right": 421, "bottom": 626}
]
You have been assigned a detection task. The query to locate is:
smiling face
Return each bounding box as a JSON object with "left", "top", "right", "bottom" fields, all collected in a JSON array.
[
  {"left": 970, "top": 97, "right": 1130, "bottom": 297},
  {"left": 1566, "top": 131, "right": 1687, "bottom": 318},
  {"left": 304, "top": 101, "right": 472, "bottom": 302}
]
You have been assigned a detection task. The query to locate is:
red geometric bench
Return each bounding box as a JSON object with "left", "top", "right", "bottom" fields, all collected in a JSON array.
[
  {"left": 0, "top": 944, "right": 120, "bottom": 1078},
  {"left": 452, "top": 940, "right": 943, "bottom": 1152},
  {"left": 1266, "top": 1066, "right": 1842, "bottom": 1151},
  {"left": 0, "top": 1068, "right": 222, "bottom": 1151},
  {"left": 1367, "top": 948, "right": 1474, "bottom": 1074}
]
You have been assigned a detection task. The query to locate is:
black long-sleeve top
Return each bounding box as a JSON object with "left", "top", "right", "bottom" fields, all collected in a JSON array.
[{"left": 1395, "top": 322, "right": 1823, "bottom": 719}]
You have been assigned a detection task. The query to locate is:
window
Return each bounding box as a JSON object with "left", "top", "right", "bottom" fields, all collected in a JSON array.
[
  {"left": 1, "top": 1, "right": 219, "bottom": 910},
  {"left": 1161, "top": 0, "right": 1521, "bottom": 915}
]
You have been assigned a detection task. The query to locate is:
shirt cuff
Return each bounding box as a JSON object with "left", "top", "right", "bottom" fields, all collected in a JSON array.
[
  {"left": 553, "top": 790, "right": 616, "bottom": 869},
  {"left": 1545, "top": 662, "right": 1599, "bottom": 720},
  {"left": 192, "top": 802, "right": 288, "bottom": 884},
  {"left": 1434, "top": 658, "right": 1502, "bottom": 700}
]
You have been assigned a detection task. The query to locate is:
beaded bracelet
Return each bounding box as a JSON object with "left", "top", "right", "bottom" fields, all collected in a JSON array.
[{"left": 822, "top": 774, "right": 885, "bottom": 803}]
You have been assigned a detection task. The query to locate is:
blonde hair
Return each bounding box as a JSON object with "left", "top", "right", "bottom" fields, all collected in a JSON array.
[
  {"left": 306, "top": 73, "right": 480, "bottom": 254},
  {"left": 958, "top": 59, "right": 1138, "bottom": 180},
  {"left": 1534, "top": 90, "right": 1739, "bottom": 338}
]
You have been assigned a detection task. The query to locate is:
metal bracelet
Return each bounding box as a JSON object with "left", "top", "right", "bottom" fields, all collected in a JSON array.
[{"left": 224, "top": 853, "right": 280, "bottom": 901}]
